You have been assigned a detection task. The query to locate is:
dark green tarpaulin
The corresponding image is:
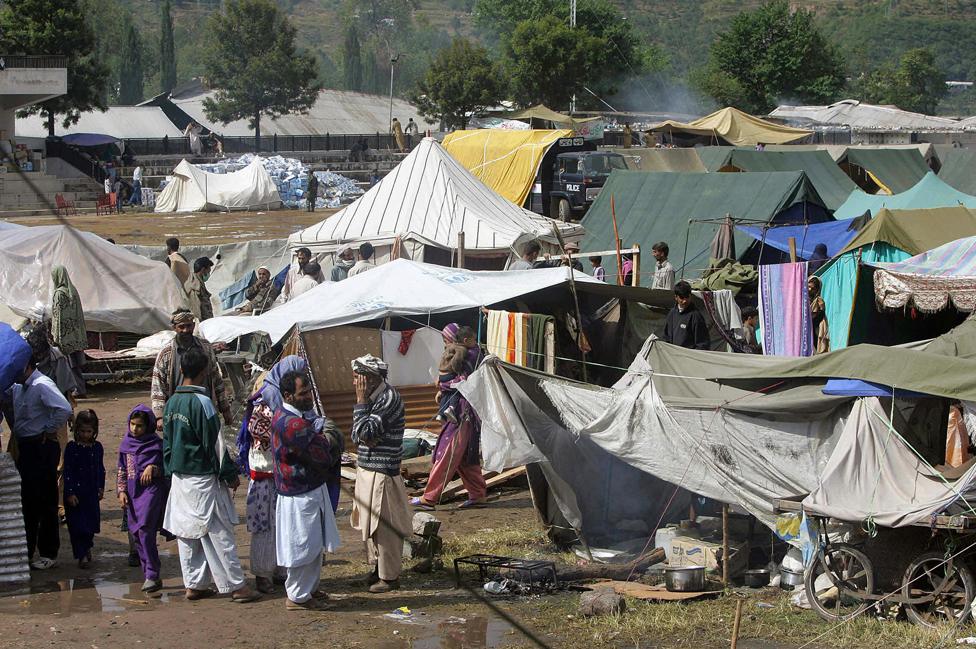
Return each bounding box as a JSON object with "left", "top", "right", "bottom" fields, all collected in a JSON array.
[
  {"left": 841, "top": 148, "right": 929, "bottom": 194},
  {"left": 705, "top": 149, "right": 857, "bottom": 212},
  {"left": 608, "top": 147, "right": 707, "bottom": 172},
  {"left": 580, "top": 170, "right": 828, "bottom": 277},
  {"left": 937, "top": 149, "right": 976, "bottom": 195},
  {"left": 696, "top": 146, "right": 736, "bottom": 172},
  {"left": 644, "top": 317, "right": 976, "bottom": 407}
]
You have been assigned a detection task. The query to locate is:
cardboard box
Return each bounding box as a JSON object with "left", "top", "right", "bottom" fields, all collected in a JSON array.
[{"left": 669, "top": 535, "right": 748, "bottom": 575}]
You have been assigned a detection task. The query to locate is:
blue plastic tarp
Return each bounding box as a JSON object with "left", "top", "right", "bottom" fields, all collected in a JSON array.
[
  {"left": 822, "top": 378, "right": 927, "bottom": 398},
  {"left": 0, "top": 324, "right": 31, "bottom": 394},
  {"left": 737, "top": 220, "right": 862, "bottom": 259},
  {"left": 219, "top": 270, "right": 256, "bottom": 311}
]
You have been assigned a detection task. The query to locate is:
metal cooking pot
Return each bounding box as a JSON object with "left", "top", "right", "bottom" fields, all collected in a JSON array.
[
  {"left": 664, "top": 566, "right": 706, "bottom": 592},
  {"left": 743, "top": 568, "right": 770, "bottom": 588},
  {"left": 780, "top": 568, "right": 804, "bottom": 590}
]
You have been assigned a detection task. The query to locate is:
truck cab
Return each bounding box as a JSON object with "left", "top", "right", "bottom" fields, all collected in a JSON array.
[{"left": 526, "top": 138, "right": 627, "bottom": 221}]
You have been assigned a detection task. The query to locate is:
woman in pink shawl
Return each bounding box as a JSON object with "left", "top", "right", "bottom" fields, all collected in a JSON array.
[{"left": 117, "top": 404, "right": 168, "bottom": 592}]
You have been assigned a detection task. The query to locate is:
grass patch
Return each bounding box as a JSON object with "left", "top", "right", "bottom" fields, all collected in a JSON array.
[
  {"left": 511, "top": 589, "right": 957, "bottom": 649},
  {"left": 442, "top": 525, "right": 578, "bottom": 566}
]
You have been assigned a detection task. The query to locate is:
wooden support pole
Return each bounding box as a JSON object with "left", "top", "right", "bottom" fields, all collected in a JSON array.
[
  {"left": 788, "top": 236, "right": 797, "bottom": 263},
  {"left": 631, "top": 243, "right": 641, "bottom": 287},
  {"left": 457, "top": 231, "right": 465, "bottom": 269},
  {"left": 730, "top": 598, "right": 744, "bottom": 649},
  {"left": 722, "top": 503, "right": 730, "bottom": 588}
]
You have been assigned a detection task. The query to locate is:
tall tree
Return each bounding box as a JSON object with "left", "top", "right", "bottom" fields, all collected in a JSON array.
[
  {"left": 202, "top": 0, "right": 320, "bottom": 152},
  {"left": 502, "top": 15, "right": 607, "bottom": 109},
  {"left": 118, "top": 20, "right": 144, "bottom": 104},
  {"left": 0, "top": 0, "right": 110, "bottom": 135},
  {"left": 692, "top": 0, "right": 844, "bottom": 114},
  {"left": 160, "top": 0, "right": 177, "bottom": 93},
  {"left": 343, "top": 24, "right": 364, "bottom": 91},
  {"left": 850, "top": 48, "right": 947, "bottom": 115},
  {"left": 412, "top": 38, "right": 503, "bottom": 129}
]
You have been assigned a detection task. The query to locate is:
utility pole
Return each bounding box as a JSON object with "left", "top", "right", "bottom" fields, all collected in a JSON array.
[
  {"left": 389, "top": 53, "right": 400, "bottom": 134},
  {"left": 570, "top": 0, "right": 576, "bottom": 114}
]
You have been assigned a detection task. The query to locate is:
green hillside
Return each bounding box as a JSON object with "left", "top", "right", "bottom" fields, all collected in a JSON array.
[{"left": 95, "top": 0, "right": 976, "bottom": 115}]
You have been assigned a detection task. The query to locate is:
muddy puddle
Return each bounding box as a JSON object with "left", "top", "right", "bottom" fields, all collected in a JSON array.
[
  {"left": 0, "top": 576, "right": 177, "bottom": 616},
  {"left": 364, "top": 608, "right": 519, "bottom": 649}
]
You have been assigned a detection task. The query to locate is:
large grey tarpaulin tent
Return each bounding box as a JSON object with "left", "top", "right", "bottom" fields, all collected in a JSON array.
[{"left": 460, "top": 320, "right": 976, "bottom": 549}]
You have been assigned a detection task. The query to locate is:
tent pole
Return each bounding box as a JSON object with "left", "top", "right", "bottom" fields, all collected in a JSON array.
[
  {"left": 681, "top": 219, "right": 691, "bottom": 278},
  {"left": 722, "top": 503, "right": 730, "bottom": 588},
  {"left": 610, "top": 194, "right": 623, "bottom": 285},
  {"left": 551, "top": 222, "right": 588, "bottom": 383},
  {"left": 457, "top": 232, "right": 465, "bottom": 269},
  {"left": 631, "top": 243, "right": 640, "bottom": 287}
]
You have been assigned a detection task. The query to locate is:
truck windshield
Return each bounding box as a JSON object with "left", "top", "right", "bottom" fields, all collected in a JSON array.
[{"left": 585, "top": 155, "right": 627, "bottom": 175}]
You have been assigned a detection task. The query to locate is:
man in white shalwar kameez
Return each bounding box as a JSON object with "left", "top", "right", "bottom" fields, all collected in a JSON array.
[
  {"left": 270, "top": 371, "right": 342, "bottom": 610},
  {"left": 162, "top": 347, "right": 259, "bottom": 603}
]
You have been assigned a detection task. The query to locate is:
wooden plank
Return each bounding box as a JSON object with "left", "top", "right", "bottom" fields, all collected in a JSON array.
[
  {"left": 586, "top": 580, "right": 719, "bottom": 601},
  {"left": 439, "top": 466, "right": 527, "bottom": 502}
]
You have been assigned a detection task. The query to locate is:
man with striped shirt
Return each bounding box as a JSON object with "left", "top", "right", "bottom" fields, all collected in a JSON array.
[{"left": 349, "top": 355, "right": 412, "bottom": 593}]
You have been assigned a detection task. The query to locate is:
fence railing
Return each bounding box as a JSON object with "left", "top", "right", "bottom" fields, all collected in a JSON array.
[
  {"left": 117, "top": 132, "right": 417, "bottom": 157},
  {"left": 0, "top": 55, "right": 68, "bottom": 69}
]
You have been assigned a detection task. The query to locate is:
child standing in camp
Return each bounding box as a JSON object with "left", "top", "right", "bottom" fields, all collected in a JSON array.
[
  {"left": 589, "top": 256, "right": 605, "bottom": 282},
  {"left": 435, "top": 324, "right": 480, "bottom": 423},
  {"left": 63, "top": 409, "right": 105, "bottom": 568},
  {"left": 117, "top": 405, "right": 168, "bottom": 592}
]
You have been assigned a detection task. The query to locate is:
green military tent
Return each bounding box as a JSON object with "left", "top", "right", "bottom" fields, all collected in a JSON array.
[
  {"left": 833, "top": 172, "right": 976, "bottom": 220},
  {"left": 838, "top": 148, "right": 930, "bottom": 194},
  {"left": 819, "top": 206, "right": 976, "bottom": 351},
  {"left": 581, "top": 170, "right": 829, "bottom": 278},
  {"left": 607, "top": 147, "right": 707, "bottom": 172},
  {"left": 937, "top": 149, "right": 976, "bottom": 196},
  {"left": 700, "top": 148, "right": 857, "bottom": 212}
]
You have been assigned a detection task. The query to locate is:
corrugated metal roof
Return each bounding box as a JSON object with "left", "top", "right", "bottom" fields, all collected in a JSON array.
[
  {"left": 173, "top": 88, "right": 427, "bottom": 136},
  {"left": 0, "top": 454, "right": 29, "bottom": 584},
  {"left": 770, "top": 100, "right": 962, "bottom": 131},
  {"left": 15, "top": 106, "right": 184, "bottom": 138}
]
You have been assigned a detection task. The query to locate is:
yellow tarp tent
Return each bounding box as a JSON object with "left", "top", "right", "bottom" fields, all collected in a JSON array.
[
  {"left": 442, "top": 129, "right": 573, "bottom": 206},
  {"left": 501, "top": 104, "right": 599, "bottom": 129},
  {"left": 648, "top": 107, "right": 812, "bottom": 147}
]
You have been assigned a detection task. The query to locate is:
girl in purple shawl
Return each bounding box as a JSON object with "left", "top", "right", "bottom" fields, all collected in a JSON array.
[{"left": 117, "top": 405, "right": 167, "bottom": 592}]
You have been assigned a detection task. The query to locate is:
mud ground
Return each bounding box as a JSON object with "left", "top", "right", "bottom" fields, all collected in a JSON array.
[{"left": 0, "top": 383, "right": 559, "bottom": 649}]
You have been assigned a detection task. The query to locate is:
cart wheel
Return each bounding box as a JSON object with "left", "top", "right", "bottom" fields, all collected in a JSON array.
[
  {"left": 902, "top": 550, "right": 975, "bottom": 628},
  {"left": 805, "top": 543, "right": 875, "bottom": 622}
]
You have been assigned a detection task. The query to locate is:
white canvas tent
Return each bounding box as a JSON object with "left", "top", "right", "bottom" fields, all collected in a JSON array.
[
  {"left": 198, "top": 258, "right": 599, "bottom": 344},
  {"left": 0, "top": 225, "right": 187, "bottom": 333},
  {"left": 155, "top": 159, "right": 281, "bottom": 213},
  {"left": 289, "top": 138, "right": 583, "bottom": 264}
]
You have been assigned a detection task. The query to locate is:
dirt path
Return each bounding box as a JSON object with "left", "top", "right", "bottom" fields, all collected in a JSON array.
[{"left": 3, "top": 209, "right": 337, "bottom": 245}]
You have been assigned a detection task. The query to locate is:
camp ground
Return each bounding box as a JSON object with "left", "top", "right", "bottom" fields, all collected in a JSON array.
[{"left": 10, "top": 33, "right": 976, "bottom": 646}]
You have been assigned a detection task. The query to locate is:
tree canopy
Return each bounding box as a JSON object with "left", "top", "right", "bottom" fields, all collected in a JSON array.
[
  {"left": 693, "top": 0, "right": 845, "bottom": 114},
  {"left": 0, "top": 0, "right": 109, "bottom": 134},
  {"left": 201, "top": 0, "right": 320, "bottom": 149},
  {"left": 412, "top": 38, "right": 503, "bottom": 129}
]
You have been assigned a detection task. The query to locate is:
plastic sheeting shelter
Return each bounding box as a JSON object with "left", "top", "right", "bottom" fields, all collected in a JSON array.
[
  {"left": 839, "top": 148, "right": 930, "bottom": 195},
  {"left": 197, "top": 259, "right": 604, "bottom": 345},
  {"left": 871, "top": 236, "right": 976, "bottom": 314},
  {"left": 442, "top": 129, "right": 573, "bottom": 206},
  {"left": 937, "top": 149, "right": 976, "bottom": 195},
  {"left": 154, "top": 159, "right": 281, "bottom": 213},
  {"left": 647, "top": 107, "right": 812, "bottom": 147},
  {"left": 737, "top": 220, "right": 863, "bottom": 260},
  {"left": 461, "top": 321, "right": 976, "bottom": 547},
  {"left": 0, "top": 225, "right": 186, "bottom": 333},
  {"left": 819, "top": 206, "right": 976, "bottom": 350},
  {"left": 833, "top": 172, "right": 976, "bottom": 220},
  {"left": 702, "top": 148, "right": 857, "bottom": 212},
  {"left": 581, "top": 170, "right": 829, "bottom": 277},
  {"left": 607, "top": 147, "right": 706, "bottom": 172},
  {"left": 290, "top": 138, "right": 582, "bottom": 263}
]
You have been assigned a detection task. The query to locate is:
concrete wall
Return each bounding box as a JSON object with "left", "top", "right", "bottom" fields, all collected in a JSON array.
[{"left": 0, "top": 66, "right": 67, "bottom": 141}]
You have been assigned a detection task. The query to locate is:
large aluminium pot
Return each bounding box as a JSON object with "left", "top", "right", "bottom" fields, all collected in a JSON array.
[{"left": 663, "top": 566, "right": 706, "bottom": 592}]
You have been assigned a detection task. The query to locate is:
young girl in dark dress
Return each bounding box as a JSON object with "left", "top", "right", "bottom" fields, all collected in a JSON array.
[{"left": 63, "top": 409, "right": 105, "bottom": 568}]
